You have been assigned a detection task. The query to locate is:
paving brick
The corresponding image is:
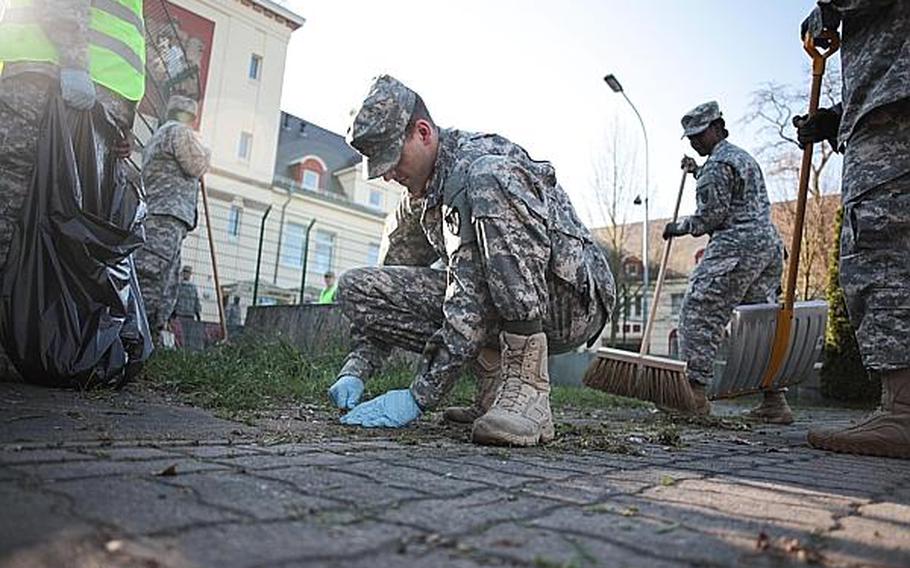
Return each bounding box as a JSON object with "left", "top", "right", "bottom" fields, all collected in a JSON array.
[
  {"left": 10, "top": 457, "right": 227, "bottom": 482},
  {"left": 377, "top": 490, "right": 558, "bottom": 534},
  {"left": 0, "top": 448, "right": 95, "bottom": 466},
  {"left": 462, "top": 522, "right": 683, "bottom": 568},
  {"left": 257, "top": 466, "right": 425, "bottom": 508},
  {"left": 334, "top": 460, "right": 487, "bottom": 497},
  {"left": 158, "top": 470, "right": 342, "bottom": 521},
  {"left": 51, "top": 476, "right": 244, "bottom": 535},
  {"left": 163, "top": 519, "right": 421, "bottom": 568}
]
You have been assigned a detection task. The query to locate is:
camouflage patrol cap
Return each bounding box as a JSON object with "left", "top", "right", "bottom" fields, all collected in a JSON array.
[
  {"left": 347, "top": 75, "right": 417, "bottom": 179},
  {"left": 166, "top": 95, "right": 198, "bottom": 118},
  {"left": 681, "top": 101, "right": 722, "bottom": 138}
]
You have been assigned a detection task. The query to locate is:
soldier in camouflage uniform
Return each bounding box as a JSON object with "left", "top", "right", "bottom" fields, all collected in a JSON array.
[
  {"left": 173, "top": 265, "right": 202, "bottom": 321},
  {"left": 796, "top": 0, "right": 910, "bottom": 458},
  {"left": 663, "top": 101, "right": 787, "bottom": 420},
  {"left": 134, "top": 95, "right": 210, "bottom": 338},
  {"left": 325, "top": 75, "right": 615, "bottom": 446},
  {"left": 0, "top": 0, "right": 142, "bottom": 379}
]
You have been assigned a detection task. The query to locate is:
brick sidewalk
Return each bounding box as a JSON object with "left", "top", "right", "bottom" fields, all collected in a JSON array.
[{"left": 1, "top": 383, "right": 909, "bottom": 567}]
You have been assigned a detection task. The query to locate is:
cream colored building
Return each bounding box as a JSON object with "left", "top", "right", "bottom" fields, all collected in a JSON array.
[{"left": 152, "top": 0, "right": 400, "bottom": 322}]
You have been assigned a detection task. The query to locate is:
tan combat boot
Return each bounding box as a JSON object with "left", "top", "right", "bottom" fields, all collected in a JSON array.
[
  {"left": 472, "top": 331, "right": 555, "bottom": 446},
  {"left": 443, "top": 348, "right": 502, "bottom": 424},
  {"left": 744, "top": 389, "right": 794, "bottom": 425},
  {"left": 808, "top": 369, "right": 910, "bottom": 459}
]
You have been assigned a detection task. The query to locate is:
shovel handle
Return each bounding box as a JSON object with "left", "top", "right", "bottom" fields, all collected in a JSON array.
[{"left": 760, "top": 29, "right": 840, "bottom": 390}]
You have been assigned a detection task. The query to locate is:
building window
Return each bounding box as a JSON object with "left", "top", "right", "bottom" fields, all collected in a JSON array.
[
  {"left": 671, "top": 293, "right": 684, "bottom": 315},
  {"left": 280, "top": 222, "right": 305, "bottom": 268},
  {"left": 633, "top": 294, "right": 642, "bottom": 317},
  {"left": 249, "top": 54, "right": 262, "bottom": 80},
  {"left": 632, "top": 324, "right": 641, "bottom": 333},
  {"left": 227, "top": 205, "right": 242, "bottom": 239},
  {"left": 369, "top": 189, "right": 382, "bottom": 209},
  {"left": 238, "top": 131, "right": 253, "bottom": 160},
  {"left": 366, "top": 242, "right": 380, "bottom": 266},
  {"left": 313, "top": 230, "right": 336, "bottom": 274},
  {"left": 624, "top": 259, "right": 641, "bottom": 278},
  {"left": 301, "top": 169, "right": 320, "bottom": 191},
  {"left": 669, "top": 329, "right": 680, "bottom": 359}
]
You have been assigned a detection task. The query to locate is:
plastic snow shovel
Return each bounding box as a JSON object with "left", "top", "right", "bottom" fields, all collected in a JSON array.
[{"left": 710, "top": 30, "right": 840, "bottom": 399}]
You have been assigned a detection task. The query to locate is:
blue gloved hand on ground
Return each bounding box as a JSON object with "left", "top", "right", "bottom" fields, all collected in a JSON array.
[
  {"left": 327, "top": 375, "right": 364, "bottom": 410},
  {"left": 60, "top": 68, "right": 96, "bottom": 110},
  {"left": 340, "top": 389, "right": 422, "bottom": 428}
]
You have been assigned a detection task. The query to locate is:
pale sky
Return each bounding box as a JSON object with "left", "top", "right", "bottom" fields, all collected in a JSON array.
[{"left": 278, "top": 1, "right": 826, "bottom": 227}]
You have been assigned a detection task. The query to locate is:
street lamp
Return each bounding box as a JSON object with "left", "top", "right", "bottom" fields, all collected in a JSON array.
[{"left": 604, "top": 73, "right": 650, "bottom": 338}]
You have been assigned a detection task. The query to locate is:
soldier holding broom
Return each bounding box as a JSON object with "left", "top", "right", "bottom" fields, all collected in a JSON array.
[{"left": 663, "top": 101, "right": 790, "bottom": 422}]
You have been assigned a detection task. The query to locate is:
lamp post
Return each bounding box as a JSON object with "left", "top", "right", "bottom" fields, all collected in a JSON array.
[{"left": 604, "top": 73, "right": 650, "bottom": 337}]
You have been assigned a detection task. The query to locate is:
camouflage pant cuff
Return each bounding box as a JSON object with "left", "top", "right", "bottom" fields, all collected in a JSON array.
[
  {"left": 687, "top": 374, "right": 710, "bottom": 387},
  {"left": 337, "top": 355, "right": 374, "bottom": 382},
  {"left": 409, "top": 383, "right": 435, "bottom": 412}
]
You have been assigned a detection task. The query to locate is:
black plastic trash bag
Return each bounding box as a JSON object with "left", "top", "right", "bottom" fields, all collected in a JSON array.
[{"left": 0, "top": 93, "right": 153, "bottom": 388}]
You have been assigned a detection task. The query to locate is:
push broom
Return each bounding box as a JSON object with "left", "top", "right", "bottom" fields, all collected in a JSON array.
[{"left": 583, "top": 168, "right": 693, "bottom": 411}]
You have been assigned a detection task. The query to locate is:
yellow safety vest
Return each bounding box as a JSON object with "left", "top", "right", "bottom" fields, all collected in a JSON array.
[{"left": 0, "top": 0, "right": 145, "bottom": 101}]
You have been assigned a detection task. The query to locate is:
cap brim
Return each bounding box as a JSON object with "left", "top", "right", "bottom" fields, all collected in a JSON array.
[
  {"left": 364, "top": 141, "right": 403, "bottom": 179},
  {"left": 682, "top": 124, "right": 710, "bottom": 139}
]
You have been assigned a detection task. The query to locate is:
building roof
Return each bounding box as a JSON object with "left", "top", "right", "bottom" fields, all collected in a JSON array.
[
  {"left": 246, "top": 0, "right": 306, "bottom": 30},
  {"left": 274, "top": 112, "right": 362, "bottom": 197}
]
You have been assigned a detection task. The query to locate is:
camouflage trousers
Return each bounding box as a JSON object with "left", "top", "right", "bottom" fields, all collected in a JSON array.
[
  {"left": 840, "top": 172, "right": 910, "bottom": 372},
  {"left": 338, "top": 263, "right": 607, "bottom": 399},
  {"left": 134, "top": 215, "right": 189, "bottom": 331},
  {"left": 678, "top": 234, "right": 783, "bottom": 385}
]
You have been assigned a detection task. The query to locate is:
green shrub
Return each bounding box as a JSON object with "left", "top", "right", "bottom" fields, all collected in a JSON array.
[{"left": 820, "top": 206, "right": 879, "bottom": 404}]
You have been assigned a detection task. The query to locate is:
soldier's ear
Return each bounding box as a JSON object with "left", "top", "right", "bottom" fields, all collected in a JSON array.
[{"left": 414, "top": 119, "right": 434, "bottom": 145}]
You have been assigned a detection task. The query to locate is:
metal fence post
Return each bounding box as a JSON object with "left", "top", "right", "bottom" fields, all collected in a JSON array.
[
  {"left": 299, "top": 218, "right": 317, "bottom": 304},
  {"left": 253, "top": 204, "right": 272, "bottom": 306}
]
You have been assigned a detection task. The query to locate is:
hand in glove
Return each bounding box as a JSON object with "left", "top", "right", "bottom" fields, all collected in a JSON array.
[
  {"left": 327, "top": 375, "right": 365, "bottom": 410},
  {"left": 680, "top": 155, "right": 698, "bottom": 175},
  {"left": 792, "top": 105, "right": 841, "bottom": 150},
  {"left": 340, "top": 389, "right": 422, "bottom": 428},
  {"left": 663, "top": 221, "right": 688, "bottom": 241},
  {"left": 60, "top": 68, "right": 96, "bottom": 110}
]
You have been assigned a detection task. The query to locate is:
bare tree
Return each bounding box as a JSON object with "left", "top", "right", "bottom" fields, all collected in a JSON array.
[
  {"left": 590, "top": 116, "right": 641, "bottom": 346},
  {"left": 742, "top": 63, "right": 842, "bottom": 300}
]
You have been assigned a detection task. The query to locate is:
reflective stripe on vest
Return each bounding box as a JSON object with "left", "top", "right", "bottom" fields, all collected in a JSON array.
[{"left": 0, "top": 0, "right": 146, "bottom": 101}]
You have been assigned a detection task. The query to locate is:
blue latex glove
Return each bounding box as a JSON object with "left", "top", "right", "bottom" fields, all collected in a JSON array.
[
  {"left": 327, "top": 375, "right": 364, "bottom": 410},
  {"left": 60, "top": 68, "right": 96, "bottom": 110},
  {"left": 340, "top": 389, "right": 422, "bottom": 428}
]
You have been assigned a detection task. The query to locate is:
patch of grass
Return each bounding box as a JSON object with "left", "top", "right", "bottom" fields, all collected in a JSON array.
[
  {"left": 551, "top": 386, "right": 649, "bottom": 411},
  {"left": 139, "top": 338, "right": 416, "bottom": 416},
  {"left": 139, "top": 340, "right": 645, "bottom": 417}
]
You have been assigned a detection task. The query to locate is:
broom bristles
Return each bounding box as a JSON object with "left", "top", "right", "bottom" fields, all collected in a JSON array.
[{"left": 583, "top": 354, "right": 696, "bottom": 413}]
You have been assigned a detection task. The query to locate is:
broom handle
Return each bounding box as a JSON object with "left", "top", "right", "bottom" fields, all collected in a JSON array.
[
  {"left": 639, "top": 169, "right": 687, "bottom": 356},
  {"left": 200, "top": 177, "right": 228, "bottom": 341}
]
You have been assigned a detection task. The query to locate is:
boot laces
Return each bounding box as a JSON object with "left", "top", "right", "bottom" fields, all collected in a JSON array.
[{"left": 498, "top": 378, "right": 529, "bottom": 410}]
